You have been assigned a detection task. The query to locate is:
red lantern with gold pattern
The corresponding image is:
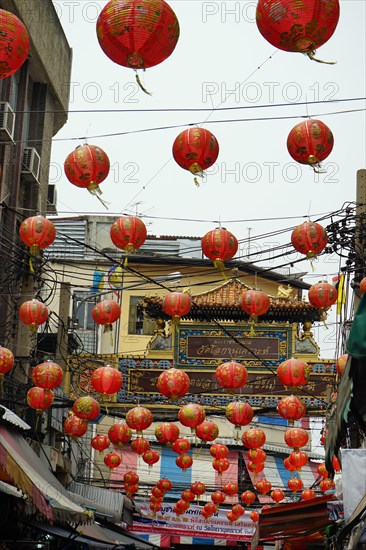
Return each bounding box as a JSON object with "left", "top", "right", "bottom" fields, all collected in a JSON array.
[
  {"left": 64, "top": 413, "right": 88, "bottom": 439},
  {"left": 287, "top": 477, "right": 304, "bottom": 494},
  {"left": 227, "top": 510, "right": 239, "bottom": 523},
  {"left": 232, "top": 504, "right": 245, "bottom": 518},
  {"left": 162, "top": 292, "right": 191, "bottom": 322},
  {"left": 210, "top": 443, "right": 229, "bottom": 460},
  {"left": 248, "top": 448, "right": 267, "bottom": 464},
  {"left": 248, "top": 461, "right": 265, "bottom": 475},
  {"left": 182, "top": 489, "right": 195, "bottom": 503},
  {"left": 256, "top": 0, "right": 340, "bottom": 61},
  {"left": 157, "top": 368, "right": 190, "bottom": 400},
  {"left": 108, "top": 423, "right": 132, "bottom": 448},
  {"left": 287, "top": 120, "right": 334, "bottom": 169},
  {"left": 91, "top": 365, "right": 122, "bottom": 395},
  {"left": 291, "top": 221, "right": 328, "bottom": 260},
  {"left": 211, "top": 491, "right": 226, "bottom": 506},
  {"left": 110, "top": 216, "right": 147, "bottom": 254},
  {"left": 19, "top": 216, "right": 56, "bottom": 257},
  {"left": 256, "top": 479, "right": 272, "bottom": 495},
  {"left": 124, "top": 471, "right": 139, "bottom": 485},
  {"left": 249, "top": 510, "right": 259, "bottom": 523},
  {"left": 215, "top": 361, "right": 248, "bottom": 391},
  {"left": 317, "top": 463, "right": 328, "bottom": 478},
  {"left": 0, "top": 9, "right": 30, "bottom": 79},
  {"left": 175, "top": 499, "right": 190, "bottom": 513},
  {"left": 196, "top": 421, "right": 219, "bottom": 444},
  {"left": 104, "top": 452, "right": 121, "bottom": 469},
  {"left": 226, "top": 401, "right": 254, "bottom": 429},
  {"left": 27, "top": 387, "right": 54, "bottom": 414},
  {"left": 301, "top": 489, "right": 316, "bottom": 501},
  {"left": 308, "top": 281, "right": 338, "bottom": 309},
  {"left": 142, "top": 449, "right": 160, "bottom": 467},
  {"left": 131, "top": 437, "right": 150, "bottom": 455},
  {"left": 212, "top": 458, "right": 230, "bottom": 475},
  {"left": 319, "top": 478, "right": 335, "bottom": 492},
  {"left": 0, "top": 346, "right": 14, "bottom": 379},
  {"left": 126, "top": 406, "right": 153, "bottom": 435},
  {"left": 202, "top": 502, "right": 217, "bottom": 518},
  {"left": 91, "top": 302, "right": 121, "bottom": 331},
  {"left": 151, "top": 486, "right": 164, "bottom": 499},
  {"left": 157, "top": 478, "right": 172, "bottom": 493},
  {"left": 19, "top": 299, "right": 49, "bottom": 331},
  {"left": 155, "top": 422, "right": 180, "bottom": 445},
  {"left": 178, "top": 403, "right": 206, "bottom": 432},
  {"left": 241, "top": 490, "right": 256, "bottom": 506},
  {"left": 242, "top": 427, "right": 266, "bottom": 449},
  {"left": 277, "top": 358, "right": 310, "bottom": 389},
  {"left": 172, "top": 438, "right": 191, "bottom": 454},
  {"left": 190, "top": 481, "right": 206, "bottom": 498},
  {"left": 284, "top": 455, "right": 296, "bottom": 473},
  {"left": 64, "top": 144, "right": 110, "bottom": 193},
  {"left": 173, "top": 128, "right": 219, "bottom": 185},
  {"left": 202, "top": 227, "right": 238, "bottom": 272},
  {"left": 73, "top": 396, "right": 100, "bottom": 420},
  {"left": 271, "top": 489, "right": 285, "bottom": 504},
  {"left": 278, "top": 395, "right": 306, "bottom": 424},
  {"left": 149, "top": 494, "right": 162, "bottom": 504},
  {"left": 289, "top": 451, "right": 308, "bottom": 471},
  {"left": 222, "top": 482, "right": 238, "bottom": 497},
  {"left": 150, "top": 502, "right": 162, "bottom": 514},
  {"left": 336, "top": 354, "right": 348, "bottom": 377},
  {"left": 284, "top": 427, "right": 309, "bottom": 451},
  {"left": 125, "top": 484, "right": 139, "bottom": 497},
  {"left": 241, "top": 290, "right": 270, "bottom": 322},
  {"left": 32, "top": 361, "right": 63, "bottom": 393},
  {"left": 176, "top": 454, "right": 193, "bottom": 471},
  {"left": 91, "top": 434, "right": 110, "bottom": 453}
]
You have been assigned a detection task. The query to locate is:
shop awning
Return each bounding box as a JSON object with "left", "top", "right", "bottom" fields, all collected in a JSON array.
[{"left": 0, "top": 423, "right": 90, "bottom": 525}]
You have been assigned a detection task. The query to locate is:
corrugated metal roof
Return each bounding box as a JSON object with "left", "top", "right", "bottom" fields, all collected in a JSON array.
[
  {"left": 46, "top": 219, "right": 86, "bottom": 260},
  {"left": 0, "top": 405, "right": 30, "bottom": 430}
]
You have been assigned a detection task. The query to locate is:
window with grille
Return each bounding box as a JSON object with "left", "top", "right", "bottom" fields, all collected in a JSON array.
[
  {"left": 72, "top": 292, "right": 98, "bottom": 354},
  {"left": 128, "top": 296, "right": 155, "bottom": 335}
]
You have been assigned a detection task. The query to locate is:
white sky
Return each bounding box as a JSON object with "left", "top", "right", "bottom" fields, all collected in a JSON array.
[{"left": 50, "top": 0, "right": 366, "bottom": 355}]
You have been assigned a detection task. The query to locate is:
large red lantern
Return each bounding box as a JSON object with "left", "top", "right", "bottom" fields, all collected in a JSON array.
[
  {"left": 91, "top": 365, "right": 123, "bottom": 395},
  {"left": 178, "top": 403, "right": 206, "bottom": 432},
  {"left": 226, "top": 401, "right": 254, "bottom": 429},
  {"left": 319, "top": 478, "right": 335, "bottom": 492},
  {"left": 175, "top": 499, "right": 190, "bottom": 514},
  {"left": 91, "top": 434, "right": 110, "bottom": 453},
  {"left": 227, "top": 510, "right": 239, "bottom": 523},
  {"left": 248, "top": 461, "right": 265, "bottom": 475},
  {"left": 151, "top": 486, "right": 164, "bottom": 499},
  {"left": 173, "top": 128, "right": 219, "bottom": 186},
  {"left": 19, "top": 216, "right": 56, "bottom": 258},
  {"left": 241, "top": 490, "right": 256, "bottom": 506},
  {"left": 126, "top": 406, "right": 153, "bottom": 435},
  {"left": 248, "top": 448, "right": 267, "bottom": 464},
  {"left": 157, "top": 368, "right": 190, "bottom": 400},
  {"left": 176, "top": 454, "right": 193, "bottom": 471},
  {"left": 270, "top": 489, "right": 285, "bottom": 504},
  {"left": 64, "top": 144, "right": 110, "bottom": 195},
  {"left": 97, "top": 0, "right": 180, "bottom": 92},
  {"left": 73, "top": 396, "right": 100, "bottom": 420},
  {"left": 336, "top": 354, "right": 348, "bottom": 377},
  {"left": 27, "top": 387, "right": 54, "bottom": 414},
  {"left": 210, "top": 443, "right": 229, "bottom": 460},
  {"left": 0, "top": 10, "right": 30, "bottom": 79},
  {"left": 108, "top": 423, "right": 132, "bottom": 448},
  {"left": 125, "top": 483, "right": 139, "bottom": 497},
  {"left": 172, "top": 438, "right": 191, "bottom": 454},
  {"left": 196, "top": 421, "right": 219, "bottom": 444},
  {"left": 162, "top": 292, "right": 191, "bottom": 323},
  {"left": 0, "top": 346, "right": 14, "bottom": 379},
  {"left": 287, "top": 477, "right": 304, "bottom": 494},
  {"left": 91, "top": 302, "right": 121, "bottom": 332},
  {"left": 130, "top": 437, "right": 150, "bottom": 455},
  {"left": 287, "top": 120, "right": 334, "bottom": 170},
  {"left": 124, "top": 471, "right": 139, "bottom": 486},
  {"left": 256, "top": 0, "right": 340, "bottom": 62},
  {"left": 211, "top": 491, "right": 226, "bottom": 506},
  {"left": 249, "top": 511, "right": 259, "bottom": 523},
  {"left": 182, "top": 489, "right": 195, "bottom": 503},
  {"left": 215, "top": 361, "right": 248, "bottom": 391},
  {"left": 19, "top": 299, "right": 49, "bottom": 331},
  {"left": 150, "top": 502, "right": 162, "bottom": 514},
  {"left": 155, "top": 422, "right": 180, "bottom": 445},
  {"left": 202, "top": 227, "right": 238, "bottom": 272},
  {"left": 232, "top": 504, "right": 245, "bottom": 518},
  {"left": 289, "top": 451, "right": 308, "bottom": 471},
  {"left": 110, "top": 216, "right": 147, "bottom": 254},
  {"left": 255, "top": 479, "right": 272, "bottom": 495},
  {"left": 241, "top": 290, "right": 270, "bottom": 322},
  {"left": 202, "top": 502, "right": 217, "bottom": 518},
  {"left": 301, "top": 489, "right": 316, "bottom": 501},
  {"left": 308, "top": 281, "right": 338, "bottom": 309},
  {"left": 32, "top": 361, "right": 63, "bottom": 393},
  {"left": 277, "top": 395, "right": 306, "bottom": 424},
  {"left": 190, "top": 481, "right": 206, "bottom": 498},
  {"left": 242, "top": 427, "right": 266, "bottom": 449},
  {"left": 277, "top": 358, "right": 310, "bottom": 389},
  {"left": 64, "top": 413, "right": 88, "bottom": 439},
  {"left": 104, "top": 452, "right": 121, "bottom": 469},
  {"left": 142, "top": 449, "right": 160, "bottom": 467},
  {"left": 284, "top": 455, "right": 296, "bottom": 473},
  {"left": 157, "top": 478, "right": 173, "bottom": 493},
  {"left": 291, "top": 221, "right": 328, "bottom": 260},
  {"left": 284, "top": 428, "right": 309, "bottom": 450},
  {"left": 222, "top": 482, "right": 238, "bottom": 497},
  {"left": 212, "top": 458, "right": 230, "bottom": 475}
]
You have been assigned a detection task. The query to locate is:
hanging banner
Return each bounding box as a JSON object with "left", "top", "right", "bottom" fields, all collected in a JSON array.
[{"left": 130, "top": 503, "right": 255, "bottom": 542}]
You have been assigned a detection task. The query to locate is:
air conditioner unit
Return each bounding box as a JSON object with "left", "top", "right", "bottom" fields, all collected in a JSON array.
[
  {"left": 0, "top": 101, "right": 15, "bottom": 143},
  {"left": 21, "top": 147, "right": 41, "bottom": 183},
  {"left": 46, "top": 183, "right": 58, "bottom": 214}
]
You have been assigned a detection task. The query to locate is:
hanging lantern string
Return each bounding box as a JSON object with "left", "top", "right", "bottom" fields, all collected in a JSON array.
[
  {"left": 306, "top": 52, "right": 336, "bottom": 65},
  {"left": 135, "top": 71, "right": 152, "bottom": 96}
]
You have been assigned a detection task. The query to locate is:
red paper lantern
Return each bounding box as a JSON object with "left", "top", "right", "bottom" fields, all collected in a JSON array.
[
  {"left": 277, "top": 358, "right": 310, "bottom": 389},
  {"left": 174, "top": 504, "right": 187, "bottom": 516},
  {"left": 0, "top": 10, "right": 30, "bottom": 79},
  {"left": 104, "top": 452, "right": 121, "bottom": 469},
  {"left": 64, "top": 144, "right": 110, "bottom": 193},
  {"left": 176, "top": 454, "right": 193, "bottom": 471},
  {"left": 150, "top": 502, "right": 162, "bottom": 513},
  {"left": 125, "top": 483, "right": 139, "bottom": 497},
  {"left": 91, "top": 365, "right": 123, "bottom": 395},
  {"left": 255, "top": 479, "right": 272, "bottom": 495},
  {"left": 149, "top": 494, "right": 162, "bottom": 506},
  {"left": 248, "top": 448, "right": 267, "bottom": 464},
  {"left": 291, "top": 221, "right": 328, "bottom": 260},
  {"left": 190, "top": 481, "right": 206, "bottom": 497},
  {"left": 19, "top": 300, "right": 49, "bottom": 331},
  {"left": 201, "top": 227, "right": 238, "bottom": 272},
  {"left": 124, "top": 471, "right": 139, "bottom": 485},
  {"left": 241, "top": 490, "right": 256, "bottom": 506},
  {"left": 231, "top": 504, "right": 244, "bottom": 518},
  {"left": 151, "top": 486, "right": 164, "bottom": 499},
  {"left": 211, "top": 491, "right": 226, "bottom": 506},
  {"left": 319, "top": 478, "right": 335, "bottom": 492},
  {"left": 157, "top": 368, "right": 190, "bottom": 400},
  {"left": 336, "top": 354, "right": 348, "bottom": 376},
  {"left": 110, "top": 216, "right": 147, "bottom": 254},
  {"left": 284, "top": 456, "right": 296, "bottom": 473},
  {"left": 360, "top": 277, "right": 366, "bottom": 295},
  {"left": 108, "top": 423, "right": 132, "bottom": 448},
  {"left": 249, "top": 511, "right": 259, "bottom": 523},
  {"left": 19, "top": 216, "right": 56, "bottom": 257},
  {"left": 175, "top": 499, "right": 190, "bottom": 513},
  {"left": 317, "top": 463, "right": 328, "bottom": 478},
  {"left": 172, "top": 438, "right": 191, "bottom": 454},
  {"left": 126, "top": 406, "right": 153, "bottom": 434},
  {"left": 271, "top": 489, "right": 285, "bottom": 504},
  {"left": 32, "top": 361, "right": 63, "bottom": 392},
  {"left": 284, "top": 427, "right": 309, "bottom": 450},
  {"left": 162, "top": 292, "right": 191, "bottom": 322},
  {"left": 241, "top": 290, "right": 270, "bottom": 322},
  {"left": 215, "top": 361, "right": 248, "bottom": 391},
  {"left": 157, "top": 478, "right": 173, "bottom": 493},
  {"left": 196, "top": 421, "right": 219, "bottom": 444},
  {"left": 155, "top": 422, "right": 180, "bottom": 445},
  {"left": 202, "top": 502, "right": 217, "bottom": 518},
  {"left": 287, "top": 120, "right": 334, "bottom": 169},
  {"left": 178, "top": 403, "right": 206, "bottom": 432},
  {"left": 277, "top": 395, "right": 306, "bottom": 424},
  {"left": 226, "top": 401, "right": 254, "bottom": 429},
  {"left": 142, "top": 449, "right": 160, "bottom": 467},
  {"left": 227, "top": 510, "right": 239, "bottom": 523},
  {"left": 256, "top": 0, "right": 340, "bottom": 61},
  {"left": 172, "top": 128, "right": 219, "bottom": 185},
  {"left": 131, "top": 437, "right": 150, "bottom": 455},
  {"left": 0, "top": 346, "right": 14, "bottom": 378},
  {"left": 182, "top": 489, "right": 195, "bottom": 503},
  {"left": 91, "top": 434, "right": 110, "bottom": 453},
  {"left": 222, "top": 482, "right": 238, "bottom": 497},
  {"left": 209, "top": 443, "right": 229, "bottom": 460},
  {"left": 308, "top": 281, "right": 338, "bottom": 309},
  {"left": 242, "top": 428, "right": 266, "bottom": 449},
  {"left": 289, "top": 451, "right": 308, "bottom": 471},
  {"left": 212, "top": 458, "right": 230, "bottom": 474},
  {"left": 248, "top": 461, "right": 265, "bottom": 475},
  {"left": 27, "top": 387, "right": 54, "bottom": 413},
  {"left": 91, "top": 302, "right": 121, "bottom": 331},
  {"left": 287, "top": 477, "right": 304, "bottom": 494},
  {"left": 64, "top": 413, "right": 88, "bottom": 439},
  {"left": 73, "top": 396, "right": 100, "bottom": 420},
  {"left": 301, "top": 489, "right": 316, "bottom": 501}
]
